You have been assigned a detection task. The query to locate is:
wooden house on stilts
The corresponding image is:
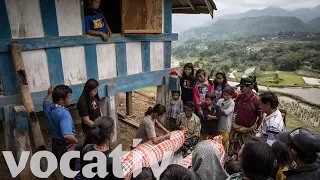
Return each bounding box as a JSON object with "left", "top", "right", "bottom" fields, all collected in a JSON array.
[{"left": 0, "top": 0, "right": 216, "bottom": 178}]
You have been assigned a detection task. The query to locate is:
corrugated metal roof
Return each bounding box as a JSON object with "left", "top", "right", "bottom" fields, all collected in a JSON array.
[{"left": 172, "top": 0, "right": 217, "bottom": 18}]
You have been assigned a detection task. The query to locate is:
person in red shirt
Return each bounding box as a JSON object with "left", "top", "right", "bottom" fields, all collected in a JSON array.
[{"left": 228, "top": 76, "right": 263, "bottom": 157}]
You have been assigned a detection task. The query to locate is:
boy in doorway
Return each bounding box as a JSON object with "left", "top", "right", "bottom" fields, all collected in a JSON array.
[
  {"left": 200, "top": 92, "right": 221, "bottom": 140},
  {"left": 217, "top": 86, "right": 235, "bottom": 151}
]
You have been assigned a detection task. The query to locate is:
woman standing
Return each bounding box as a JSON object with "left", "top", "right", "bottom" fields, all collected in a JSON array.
[{"left": 77, "top": 79, "right": 101, "bottom": 144}]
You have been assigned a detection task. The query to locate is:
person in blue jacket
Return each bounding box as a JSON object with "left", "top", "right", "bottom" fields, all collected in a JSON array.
[{"left": 85, "top": 0, "right": 112, "bottom": 41}]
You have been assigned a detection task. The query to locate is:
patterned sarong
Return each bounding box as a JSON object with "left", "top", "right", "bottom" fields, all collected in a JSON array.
[
  {"left": 228, "top": 122, "right": 257, "bottom": 157},
  {"left": 180, "top": 136, "right": 225, "bottom": 168},
  {"left": 121, "top": 131, "right": 185, "bottom": 179}
]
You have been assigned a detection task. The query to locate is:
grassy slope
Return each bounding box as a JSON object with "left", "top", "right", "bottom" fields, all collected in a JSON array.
[{"left": 258, "top": 71, "right": 307, "bottom": 87}]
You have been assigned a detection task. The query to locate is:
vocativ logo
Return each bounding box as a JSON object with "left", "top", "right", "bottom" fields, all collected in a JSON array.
[{"left": 2, "top": 139, "right": 174, "bottom": 179}]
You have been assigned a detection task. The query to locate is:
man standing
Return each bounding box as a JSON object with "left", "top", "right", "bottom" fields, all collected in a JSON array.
[
  {"left": 279, "top": 127, "right": 320, "bottom": 180},
  {"left": 43, "top": 86, "right": 78, "bottom": 164},
  {"left": 257, "top": 91, "right": 285, "bottom": 145},
  {"left": 228, "top": 77, "right": 263, "bottom": 157}
]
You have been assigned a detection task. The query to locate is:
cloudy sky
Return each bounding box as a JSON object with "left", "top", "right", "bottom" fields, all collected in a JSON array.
[{"left": 214, "top": 0, "right": 320, "bottom": 16}]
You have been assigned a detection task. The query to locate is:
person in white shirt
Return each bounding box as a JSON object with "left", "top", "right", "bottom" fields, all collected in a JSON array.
[{"left": 257, "top": 91, "right": 285, "bottom": 146}]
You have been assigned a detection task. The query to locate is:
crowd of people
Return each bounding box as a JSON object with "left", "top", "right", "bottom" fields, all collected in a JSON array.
[{"left": 42, "top": 61, "right": 320, "bottom": 180}]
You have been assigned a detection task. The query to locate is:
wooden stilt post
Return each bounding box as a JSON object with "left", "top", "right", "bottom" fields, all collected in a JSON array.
[
  {"left": 12, "top": 105, "right": 36, "bottom": 180},
  {"left": 10, "top": 43, "right": 46, "bottom": 151},
  {"left": 156, "top": 76, "right": 171, "bottom": 127},
  {"left": 106, "top": 84, "right": 119, "bottom": 148},
  {"left": 10, "top": 43, "right": 56, "bottom": 180},
  {"left": 126, "top": 91, "right": 132, "bottom": 116}
]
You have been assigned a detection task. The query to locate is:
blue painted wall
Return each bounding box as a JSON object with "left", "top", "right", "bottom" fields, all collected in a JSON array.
[{"left": 0, "top": 0, "right": 178, "bottom": 120}]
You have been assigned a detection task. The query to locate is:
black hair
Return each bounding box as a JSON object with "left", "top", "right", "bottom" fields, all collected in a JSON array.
[
  {"left": 91, "top": 116, "right": 115, "bottom": 145},
  {"left": 172, "top": 91, "right": 180, "bottom": 96},
  {"left": 225, "top": 160, "right": 242, "bottom": 175},
  {"left": 145, "top": 104, "right": 166, "bottom": 116},
  {"left": 214, "top": 71, "right": 228, "bottom": 88},
  {"left": 272, "top": 141, "right": 292, "bottom": 168},
  {"left": 205, "top": 92, "right": 216, "bottom": 101},
  {"left": 182, "top": 63, "right": 195, "bottom": 79},
  {"left": 184, "top": 101, "right": 195, "bottom": 111},
  {"left": 195, "top": 69, "right": 206, "bottom": 77},
  {"left": 78, "top": 79, "right": 101, "bottom": 110},
  {"left": 279, "top": 109, "right": 287, "bottom": 126},
  {"left": 160, "top": 164, "right": 195, "bottom": 180},
  {"left": 249, "top": 75, "right": 259, "bottom": 93},
  {"left": 133, "top": 167, "right": 156, "bottom": 180},
  {"left": 52, "top": 85, "right": 73, "bottom": 103},
  {"left": 241, "top": 137, "right": 275, "bottom": 180},
  {"left": 288, "top": 143, "right": 319, "bottom": 164},
  {"left": 223, "top": 86, "right": 235, "bottom": 96},
  {"left": 259, "top": 91, "right": 279, "bottom": 109}
]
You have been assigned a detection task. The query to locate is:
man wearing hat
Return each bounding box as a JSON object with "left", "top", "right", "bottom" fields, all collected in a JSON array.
[
  {"left": 228, "top": 76, "right": 263, "bottom": 157},
  {"left": 178, "top": 101, "right": 201, "bottom": 157},
  {"left": 279, "top": 127, "right": 320, "bottom": 179}
]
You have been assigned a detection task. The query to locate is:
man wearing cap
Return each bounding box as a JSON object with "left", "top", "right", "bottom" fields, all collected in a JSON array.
[
  {"left": 228, "top": 76, "right": 263, "bottom": 157},
  {"left": 178, "top": 101, "right": 201, "bottom": 157},
  {"left": 279, "top": 127, "right": 320, "bottom": 179}
]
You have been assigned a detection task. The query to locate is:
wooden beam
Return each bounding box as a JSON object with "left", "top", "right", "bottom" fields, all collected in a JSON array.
[
  {"left": 10, "top": 43, "right": 46, "bottom": 152},
  {"left": 126, "top": 92, "right": 133, "bottom": 116},
  {"left": 186, "top": 0, "right": 195, "bottom": 10},
  {"left": 0, "top": 34, "right": 178, "bottom": 53},
  {"left": 106, "top": 84, "right": 118, "bottom": 148},
  {"left": 124, "top": 30, "right": 162, "bottom": 34},
  {"left": 204, "top": 0, "right": 214, "bottom": 18}
]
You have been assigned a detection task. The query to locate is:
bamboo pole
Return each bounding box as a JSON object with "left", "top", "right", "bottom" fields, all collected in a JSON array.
[{"left": 10, "top": 43, "right": 46, "bottom": 151}]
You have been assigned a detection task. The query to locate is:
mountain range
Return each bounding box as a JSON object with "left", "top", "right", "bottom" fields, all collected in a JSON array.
[{"left": 173, "top": 5, "right": 320, "bottom": 33}]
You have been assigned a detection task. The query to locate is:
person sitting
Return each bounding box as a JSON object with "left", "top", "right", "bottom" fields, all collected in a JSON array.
[
  {"left": 228, "top": 137, "right": 275, "bottom": 180},
  {"left": 80, "top": 116, "right": 119, "bottom": 179},
  {"left": 257, "top": 91, "right": 285, "bottom": 146},
  {"left": 85, "top": 0, "right": 112, "bottom": 41},
  {"left": 160, "top": 164, "right": 195, "bottom": 180},
  {"left": 177, "top": 101, "right": 201, "bottom": 157},
  {"left": 136, "top": 104, "right": 171, "bottom": 145},
  {"left": 279, "top": 127, "right": 320, "bottom": 180},
  {"left": 190, "top": 140, "right": 229, "bottom": 180}
]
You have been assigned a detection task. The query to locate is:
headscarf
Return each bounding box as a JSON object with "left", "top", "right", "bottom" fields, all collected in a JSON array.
[{"left": 190, "top": 140, "right": 229, "bottom": 180}]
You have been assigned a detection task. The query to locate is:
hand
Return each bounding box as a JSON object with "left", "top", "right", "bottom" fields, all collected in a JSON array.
[
  {"left": 101, "top": 32, "right": 109, "bottom": 41},
  {"left": 165, "top": 133, "right": 171, "bottom": 140},
  {"left": 179, "top": 126, "right": 187, "bottom": 132},
  {"left": 107, "top": 31, "right": 112, "bottom": 37},
  {"left": 48, "top": 86, "right": 54, "bottom": 95},
  {"left": 66, "top": 143, "right": 77, "bottom": 151}
]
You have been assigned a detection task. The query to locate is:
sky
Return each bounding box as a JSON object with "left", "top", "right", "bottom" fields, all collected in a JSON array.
[
  {"left": 172, "top": 0, "right": 320, "bottom": 33},
  {"left": 213, "top": 0, "right": 320, "bottom": 16}
]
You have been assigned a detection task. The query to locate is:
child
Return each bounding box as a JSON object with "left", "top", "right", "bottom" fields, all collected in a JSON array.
[
  {"left": 85, "top": 0, "right": 112, "bottom": 41},
  {"left": 177, "top": 101, "right": 201, "bottom": 157},
  {"left": 200, "top": 92, "right": 221, "bottom": 140},
  {"left": 180, "top": 63, "right": 196, "bottom": 105},
  {"left": 214, "top": 71, "right": 230, "bottom": 103},
  {"left": 193, "top": 69, "right": 214, "bottom": 116},
  {"left": 217, "top": 86, "right": 235, "bottom": 151},
  {"left": 169, "top": 91, "right": 184, "bottom": 131},
  {"left": 271, "top": 141, "right": 293, "bottom": 180},
  {"left": 225, "top": 160, "right": 242, "bottom": 175}
]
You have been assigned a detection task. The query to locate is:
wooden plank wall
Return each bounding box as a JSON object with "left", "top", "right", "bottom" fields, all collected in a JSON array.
[{"left": 0, "top": 0, "right": 175, "bottom": 118}]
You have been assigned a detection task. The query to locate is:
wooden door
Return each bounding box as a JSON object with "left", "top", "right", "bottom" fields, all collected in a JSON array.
[{"left": 122, "top": 0, "right": 162, "bottom": 34}]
